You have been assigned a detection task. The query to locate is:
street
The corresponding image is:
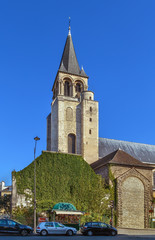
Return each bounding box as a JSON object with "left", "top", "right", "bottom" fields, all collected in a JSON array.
[{"left": 0, "top": 234, "right": 155, "bottom": 240}]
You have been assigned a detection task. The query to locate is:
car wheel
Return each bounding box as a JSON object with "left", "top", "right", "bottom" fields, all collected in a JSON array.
[
  {"left": 40, "top": 229, "right": 48, "bottom": 236},
  {"left": 67, "top": 230, "right": 73, "bottom": 236},
  {"left": 20, "top": 229, "right": 28, "bottom": 236},
  {"left": 111, "top": 230, "right": 117, "bottom": 236},
  {"left": 87, "top": 230, "right": 93, "bottom": 236}
]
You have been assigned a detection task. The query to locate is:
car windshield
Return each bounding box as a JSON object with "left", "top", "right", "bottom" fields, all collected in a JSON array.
[
  {"left": 105, "top": 223, "right": 111, "bottom": 228},
  {"left": 85, "top": 222, "right": 92, "bottom": 227},
  {"left": 12, "top": 220, "right": 22, "bottom": 225},
  {"left": 99, "top": 222, "right": 108, "bottom": 228}
]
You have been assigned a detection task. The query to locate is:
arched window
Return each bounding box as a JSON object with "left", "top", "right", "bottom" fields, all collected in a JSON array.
[
  {"left": 64, "top": 81, "right": 70, "bottom": 96},
  {"left": 75, "top": 81, "right": 84, "bottom": 94},
  {"left": 90, "top": 107, "right": 92, "bottom": 112},
  {"left": 68, "top": 134, "right": 76, "bottom": 154},
  {"left": 76, "top": 83, "right": 81, "bottom": 93}
]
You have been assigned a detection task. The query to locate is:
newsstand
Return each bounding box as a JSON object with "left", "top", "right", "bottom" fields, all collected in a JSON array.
[{"left": 51, "top": 202, "right": 83, "bottom": 230}]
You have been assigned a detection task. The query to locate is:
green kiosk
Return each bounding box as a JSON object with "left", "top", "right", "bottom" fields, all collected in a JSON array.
[{"left": 51, "top": 202, "right": 83, "bottom": 230}]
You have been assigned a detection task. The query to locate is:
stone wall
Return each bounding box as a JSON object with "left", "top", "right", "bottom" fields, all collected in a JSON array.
[
  {"left": 81, "top": 98, "right": 99, "bottom": 164},
  {"left": 114, "top": 167, "right": 152, "bottom": 228},
  {"left": 12, "top": 174, "right": 32, "bottom": 209},
  {"left": 93, "top": 164, "right": 152, "bottom": 228},
  {"left": 121, "top": 176, "right": 144, "bottom": 228},
  {"left": 93, "top": 165, "right": 109, "bottom": 183},
  {"left": 51, "top": 98, "right": 58, "bottom": 151},
  {"left": 46, "top": 113, "right": 51, "bottom": 151},
  {"left": 57, "top": 96, "right": 80, "bottom": 153}
]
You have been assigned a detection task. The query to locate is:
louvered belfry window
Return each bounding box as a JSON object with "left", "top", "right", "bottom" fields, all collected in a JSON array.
[
  {"left": 64, "top": 81, "right": 70, "bottom": 96},
  {"left": 68, "top": 134, "right": 75, "bottom": 154},
  {"left": 76, "top": 83, "right": 81, "bottom": 92}
]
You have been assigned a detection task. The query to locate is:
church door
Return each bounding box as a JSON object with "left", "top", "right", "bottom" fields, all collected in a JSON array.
[{"left": 68, "top": 134, "right": 76, "bottom": 154}]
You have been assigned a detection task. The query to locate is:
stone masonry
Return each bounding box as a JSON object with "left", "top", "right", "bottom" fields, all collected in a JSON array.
[{"left": 91, "top": 150, "right": 153, "bottom": 228}]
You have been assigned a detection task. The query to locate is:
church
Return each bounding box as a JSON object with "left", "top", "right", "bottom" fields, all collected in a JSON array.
[
  {"left": 46, "top": 25, "right": 98, "bottom": 164},
  {"left": 46, "top": 25, "right": 155, "bottom": 229}
]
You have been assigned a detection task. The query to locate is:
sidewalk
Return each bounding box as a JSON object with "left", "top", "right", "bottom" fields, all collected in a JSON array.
[
  {"left": 77, "top": 228, "right": 155, "bottom": 236},
  {"left": 118, "top": 228, "right": 155, "bottom": 235}
]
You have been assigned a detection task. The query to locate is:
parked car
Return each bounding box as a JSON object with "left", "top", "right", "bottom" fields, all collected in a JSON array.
[
  {"left": 36, "top": 221, "right": 77, "bottom": 236},
  {"left": 0, "top": 219, "right": 33, "bottom": 236},
  {"left": 80, "top": 222, "right": 117, "bottom": 236}
]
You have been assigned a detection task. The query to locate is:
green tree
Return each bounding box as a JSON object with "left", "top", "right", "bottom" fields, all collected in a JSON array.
[{"left": 0, "top": 195, "right": 11, "bottom": 214}]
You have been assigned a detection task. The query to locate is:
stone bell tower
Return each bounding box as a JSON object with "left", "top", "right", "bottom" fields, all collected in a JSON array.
[{"left": 46, "top": 25, "right": 99, "bottom": 164}]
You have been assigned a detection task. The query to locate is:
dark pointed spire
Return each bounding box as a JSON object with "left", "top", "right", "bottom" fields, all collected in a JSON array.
[{"left": 58, "top": 19, "right": 88, "bottom": 77}]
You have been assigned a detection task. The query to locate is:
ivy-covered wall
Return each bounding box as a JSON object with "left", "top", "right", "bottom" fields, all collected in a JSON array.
[
  {"left": 13, "top": 152, "right": 111, "bottom": 213},
  {"left": 108, "top": 165, "right": 117, "bottom": 226}
]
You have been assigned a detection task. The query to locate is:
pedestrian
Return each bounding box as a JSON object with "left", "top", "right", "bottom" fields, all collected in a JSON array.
[{"left": 109, "top": 218, "right": 112, "bottom": 226}]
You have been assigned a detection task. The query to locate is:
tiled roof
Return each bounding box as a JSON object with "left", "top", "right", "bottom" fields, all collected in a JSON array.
[
  {"left": 99, "top": 138, "right": 155, "bottom": 164},
  {"left": 91, "top": 149, "right": 154, "bottom": 169},
  {"left": 0, "top": 186, "right": 12, "bottom": 192}
]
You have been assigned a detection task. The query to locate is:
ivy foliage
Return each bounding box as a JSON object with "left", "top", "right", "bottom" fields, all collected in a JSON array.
[
  {"left": 13, "top": 152, "right": 112, "bottom": 215},
  {"left": 108, "top": 166, "right": 117, "bottom": 225},
  {"left": 0, "top": 195, "right": 11, "bottom": 214}
]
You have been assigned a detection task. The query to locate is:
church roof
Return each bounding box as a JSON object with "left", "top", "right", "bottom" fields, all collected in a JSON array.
[
  {"left": 91, "top": 149, "right": 154, "bottom": 169},
  {"left": 99, "top": 138, "right": 155, "bottom": 164},
  {"left": 58, "top": 31, "right": 88, "bottom": 77}
]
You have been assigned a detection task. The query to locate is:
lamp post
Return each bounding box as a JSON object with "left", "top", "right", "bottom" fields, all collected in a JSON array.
[{"left": 34, "top": 136, "right": 40, "bottom": 234}]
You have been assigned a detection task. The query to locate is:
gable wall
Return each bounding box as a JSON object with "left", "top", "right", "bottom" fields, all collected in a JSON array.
[
  {"left": 93, "top": 164, "right": 153, "bottom": 228},
  {"left": 110, "top": 165, "right": 153, "bottom": 183}
]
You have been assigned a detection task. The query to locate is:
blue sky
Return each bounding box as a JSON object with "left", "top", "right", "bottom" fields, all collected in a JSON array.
[{"left": 0, "top": 0, "right": 155, "bottom": 185}]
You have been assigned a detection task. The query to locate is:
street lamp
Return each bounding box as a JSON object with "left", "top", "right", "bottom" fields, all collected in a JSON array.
[{"left": 34, "top": 136, "right": 40, "bottom": 234}]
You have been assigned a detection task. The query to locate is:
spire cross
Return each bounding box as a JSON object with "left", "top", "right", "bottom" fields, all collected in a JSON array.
[{"left": 68, "top": 17, "right": 71, "bottom": 35}]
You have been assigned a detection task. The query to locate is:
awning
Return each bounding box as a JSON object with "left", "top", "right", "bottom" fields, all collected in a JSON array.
[{"left": 52, "top": 210, "right": 84, "bottom": 215}]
